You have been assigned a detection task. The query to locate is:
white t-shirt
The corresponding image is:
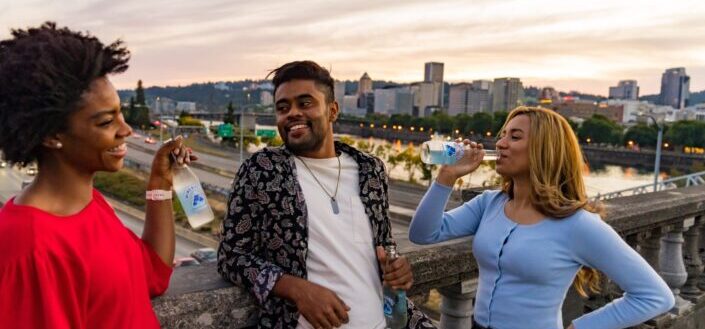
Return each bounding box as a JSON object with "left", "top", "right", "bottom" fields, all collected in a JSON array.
[{"left": 294, "top": 153, "right": 385, "bottom": 329}]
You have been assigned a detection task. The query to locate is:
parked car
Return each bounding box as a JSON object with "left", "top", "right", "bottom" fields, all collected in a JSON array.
[
  {"left": 190, "top": 248, "right": 217, "bottom": 263},
  {"left": 173, "top": 257, "right": 200, "bottom": 268}
]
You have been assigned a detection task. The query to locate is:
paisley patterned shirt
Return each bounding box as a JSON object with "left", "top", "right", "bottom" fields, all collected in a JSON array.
[{"left": 217, "top": 141, "right": 435, "bottom": 328}]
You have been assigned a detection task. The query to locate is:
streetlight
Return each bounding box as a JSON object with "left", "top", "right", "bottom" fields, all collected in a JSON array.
[{"left": 636, "top": 113, "right": 664, "bottom": 192}]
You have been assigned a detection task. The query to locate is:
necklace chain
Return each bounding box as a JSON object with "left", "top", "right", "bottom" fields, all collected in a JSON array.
[{"left": 295, "top": 155, "right": 341, "bottom": 200}]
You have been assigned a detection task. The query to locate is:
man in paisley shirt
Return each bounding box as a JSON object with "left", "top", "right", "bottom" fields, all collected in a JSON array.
[{"left": 217, "top": 60, "right": 435, "bottom": 329}]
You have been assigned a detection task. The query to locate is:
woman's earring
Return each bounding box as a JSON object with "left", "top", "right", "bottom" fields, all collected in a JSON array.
[{"left": 56, "top": 142, "right": 63, "bottom": 149}]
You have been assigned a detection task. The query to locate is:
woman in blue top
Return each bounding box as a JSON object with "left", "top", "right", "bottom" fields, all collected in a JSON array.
[{"left": 409, "top": 106, "right": 674, "bottom": 329}]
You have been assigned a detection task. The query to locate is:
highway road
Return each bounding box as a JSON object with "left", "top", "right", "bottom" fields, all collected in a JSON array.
[{"left": 125, "top": 138, "right": 463, "bottom": 215}]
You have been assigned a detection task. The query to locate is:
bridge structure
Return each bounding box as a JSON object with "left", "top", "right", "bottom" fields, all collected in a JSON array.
[
  {"left": 594, "top": 170, "right": 705, "bottom": 201},
  {"left": 154, "top": 185, "right": 705, "bottom": 329}
]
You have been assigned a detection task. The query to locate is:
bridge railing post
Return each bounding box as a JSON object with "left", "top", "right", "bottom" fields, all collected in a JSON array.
[
  {"left": 659, "top": 219, "right": 694, "bottom": 315},
  {"left": 682, "top": 216, "right": 705, "bottom": 303},
  {"left": 438, "top": 279, "right": 476, "bottom": 329}
]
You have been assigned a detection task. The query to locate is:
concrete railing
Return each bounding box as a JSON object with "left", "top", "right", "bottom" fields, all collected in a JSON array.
[{"left": 154, "top": 185, "right": 705, "bottom": 329}]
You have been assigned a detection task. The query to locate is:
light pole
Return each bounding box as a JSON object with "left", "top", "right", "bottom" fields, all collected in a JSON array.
[
  {"left": 638, "top": 113, "right": 664, "bottom": 192},
  {"left": 239, "top": 108, "right": 244, "bottom": 163}
]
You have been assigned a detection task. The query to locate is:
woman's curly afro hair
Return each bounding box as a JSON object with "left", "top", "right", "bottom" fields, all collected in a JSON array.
[{"left": 0, "top": 22, "right": 130, "bottom": 166}]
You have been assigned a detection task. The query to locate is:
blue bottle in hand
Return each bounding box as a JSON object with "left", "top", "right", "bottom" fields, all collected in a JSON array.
[{"left": 383, "top": 245, "right": 407, "bottom": 329}]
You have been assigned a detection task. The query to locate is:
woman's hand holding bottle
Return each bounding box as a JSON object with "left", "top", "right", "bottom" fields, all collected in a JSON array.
[{"left": 436, "top": 139, "right": 486, "bottom": 187}]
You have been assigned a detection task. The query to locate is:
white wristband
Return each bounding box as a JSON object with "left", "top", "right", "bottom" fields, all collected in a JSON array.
[{"left": 146, "top": 189, "right": 173, "bottom": 201}]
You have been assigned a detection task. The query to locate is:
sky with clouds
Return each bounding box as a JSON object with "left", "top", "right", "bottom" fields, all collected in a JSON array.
[{"left": 1, "top": 0, "right": 704, "bottom": 95}]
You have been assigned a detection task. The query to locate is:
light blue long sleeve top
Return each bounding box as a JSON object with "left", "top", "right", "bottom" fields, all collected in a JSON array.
[{"left": 409, "top": 182, "right": 674, "bottom": 329}]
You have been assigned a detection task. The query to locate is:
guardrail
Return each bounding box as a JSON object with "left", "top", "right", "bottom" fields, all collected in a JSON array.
[
  {"left": 154, "top": 185, "right": 705, "bottom": 328},
  {"left": 593, "top": 170, "right": 705, "bottom": 201}
]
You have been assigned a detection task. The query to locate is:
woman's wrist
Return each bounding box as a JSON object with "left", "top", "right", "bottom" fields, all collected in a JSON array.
[
  {"left": 436, "top": 167, "right": 458, "bottom": 187},
  {"left": 147, "top": 175, "right": 172, "bottom": 190}
]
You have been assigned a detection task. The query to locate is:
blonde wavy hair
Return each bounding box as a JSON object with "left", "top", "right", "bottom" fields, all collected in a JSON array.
[{"left": 500, "top": 106, "right": 604, "bottom": 297}]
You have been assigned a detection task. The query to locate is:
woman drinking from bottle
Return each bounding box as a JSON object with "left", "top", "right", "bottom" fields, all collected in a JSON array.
[
  {"left": 0, "top": 22, "right": 194, "bottom": 328},
  {"left": 409, "top": 106, "right": 674, "bottom": 329}
]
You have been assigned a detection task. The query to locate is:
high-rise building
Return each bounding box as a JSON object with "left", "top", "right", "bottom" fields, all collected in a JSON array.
[
  {"left": 424, "top": 62, "right": 444, "bottom": 107},
  {"left": 424, "top": 62, "right": 444, "bottom": 83},
  {"left": 374, "top": 87, "right": 413, "bottom": 115},
  {"left": 608, "top": 80, "right": 639, "bottom": 100},
  {"left": 342, "top": 95, "right": 362, "bottom": 116},
  {"left": 469, "top": 80, "right": 493, "bottom": 113},
  {"left": 410, "top": 82, "right": 441, "bottom": 117},
  {"left": 448, "top": 80, "right": 493, "bottom": 116},
  {"left": 358, "top": 73, "right": 372, "bottom": 96},
  {"left": 659, "top": 68, "right": 690, "bottom": 109},
  {"left": 492, "top": 78, "right": 524, "bottom": 112},
  {"left": 334, "top": 81, "right": 346, "bottom": 106},
  {"left": 449, "top": 83, "right": 472, "bottom": 116}
]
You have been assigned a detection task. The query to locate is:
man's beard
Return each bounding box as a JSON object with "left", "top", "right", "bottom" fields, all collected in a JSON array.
[{"left": 283, "top": 124, "right": 327, "bottom": 155}]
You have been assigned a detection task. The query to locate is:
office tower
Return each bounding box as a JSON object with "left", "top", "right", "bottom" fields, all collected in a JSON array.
[
  {"left": 659, "top": 68, "right": 690, "bottom": 109},
  {"left": 358, "top": 72, "right": 372, "bottom": 96},
  {"left": 608, "top": 80, "right": 639, "bottom": 100},
  {"left": 334, "top": 80, "right": 346, "bottom": 106},
  {"left": 424, "top": 62, "right": 444, "bottom": 107},
  {"left": 492, "top": 78, "right": 524, "bottom": 112}
]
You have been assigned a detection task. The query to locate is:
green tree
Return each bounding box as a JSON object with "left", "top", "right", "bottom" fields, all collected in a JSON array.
[
  {"left": 623, "top": 124, "right": 657, "bottom": 147},
  {"left": 666, "top": 120, "right": 705, "bottom": 148},
  {"left": 566, "top": 118, "right": 579, "bottom": 133},
  {"left": 468, "top": 112, "right": 493, "bottom": 136},
  {"left": 431, "top": 112, "right": 454, "bottom": 134},
  {"left": 134, "top": 106, "right": 151, "bottom": 129},
  {"left": 122, "top": 97, "right": 134, "bottom": 124},
  {"left": 454, "top": 114, "right": 472, "bottom": 135},
  {"left": 577, "top": 114, "right": 622, "bottom": 145},
  {"left": 223, "top": 101, "right": 235, "bottom": 125},
  {"left": 135, "top": 80, "right": 146, "bottom": 105},
  {"left": 492, "top": 111, "right": 509, "bottom": 135}
]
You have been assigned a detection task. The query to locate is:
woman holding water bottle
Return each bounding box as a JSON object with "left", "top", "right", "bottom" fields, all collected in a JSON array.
[
  {"left": 0, "top": 22, "right": 195, "bottom": 328},
  {"left": 409, "top": 106, "right": 674, "bottom": 329}
]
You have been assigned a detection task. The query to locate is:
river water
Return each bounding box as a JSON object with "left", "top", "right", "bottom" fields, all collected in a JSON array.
[{"left": 336, "top": 135, "right": 663, "bottom": 198}]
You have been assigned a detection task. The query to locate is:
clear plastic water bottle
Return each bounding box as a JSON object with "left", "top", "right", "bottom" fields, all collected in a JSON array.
[
  {"left": 383, "top": 245, "right": 407, "bottom": 329},
  {"left": 420, "top": 140, "right": 498, "bottom": 165},
  {"left": 172, "top": 164, "right": 214, "bottom": 228}
]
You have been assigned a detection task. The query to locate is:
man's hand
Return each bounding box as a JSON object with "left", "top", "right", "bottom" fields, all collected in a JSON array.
[
  {"left": 376, "top": 246, "right": 414, "bottom": 291},
  {"left": 273, "top": 275, "right": 349, "bottom": 329}
]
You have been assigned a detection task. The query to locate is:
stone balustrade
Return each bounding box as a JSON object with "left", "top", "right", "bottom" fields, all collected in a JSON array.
[{"left": 154, "top": 185, "right": 705, "bottom": 329}]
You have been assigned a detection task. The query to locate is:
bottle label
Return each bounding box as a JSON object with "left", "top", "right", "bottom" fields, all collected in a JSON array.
[
  {"left": 383, "top": 295, "right": 394, "bottom": 316},
  {"left": 444, "top": 142, "right": 464, "bottom": 161},
  {"left": 184, "top": 185, "right": 207, "bottom": 212}
]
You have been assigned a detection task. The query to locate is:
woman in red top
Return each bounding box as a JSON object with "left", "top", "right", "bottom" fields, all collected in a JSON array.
[{"left": 0, "top": 22, "right": 193, "bottom": 328}]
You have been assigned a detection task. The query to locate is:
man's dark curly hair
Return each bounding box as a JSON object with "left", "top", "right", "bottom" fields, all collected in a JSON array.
[
  {"left": 0, "top": 22, "right": 130, "bottom": 166},
  {"left": 268, "top": 60, "right": 335, "bottom": 104}
]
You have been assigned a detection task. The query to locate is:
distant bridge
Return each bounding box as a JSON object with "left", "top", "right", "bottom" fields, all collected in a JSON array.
[{"left": 593, "top": 170, "right": 705, "bottom": 201}]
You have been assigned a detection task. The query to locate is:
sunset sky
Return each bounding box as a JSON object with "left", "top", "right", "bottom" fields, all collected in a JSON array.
[{"left": 2, "top": 0, "right": 704, "bottom": 95}]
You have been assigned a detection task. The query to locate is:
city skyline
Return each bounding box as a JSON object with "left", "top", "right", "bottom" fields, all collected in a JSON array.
[{"left": 1, "top": 0, "right": 704, "bottom": 95}]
